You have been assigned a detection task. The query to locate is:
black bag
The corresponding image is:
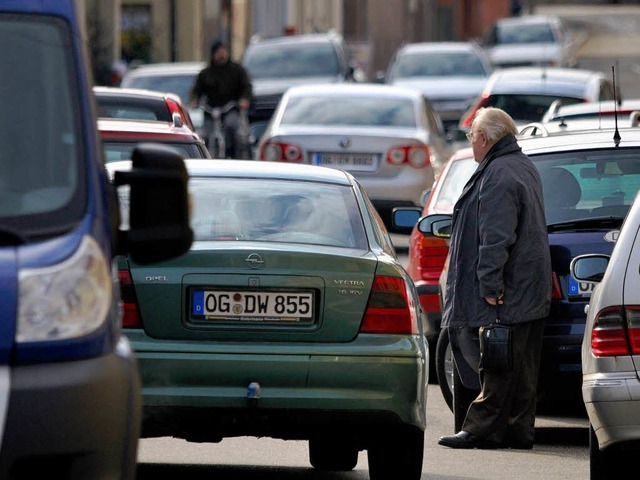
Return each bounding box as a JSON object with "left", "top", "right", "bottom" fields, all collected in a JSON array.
[{"left": 479, "top": 308, "right": 512, "bottom": 371}]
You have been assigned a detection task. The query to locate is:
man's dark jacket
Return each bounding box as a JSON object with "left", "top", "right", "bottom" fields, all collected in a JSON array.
[
  {"left": 441, "top": 134, "right": 551, "bottom": 329},
  {"left": 190, "top": 60, "right": 252, "bottom": 108}
]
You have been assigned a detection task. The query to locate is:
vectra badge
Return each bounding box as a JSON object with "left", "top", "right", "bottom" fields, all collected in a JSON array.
[
  {"left": 245, "top": 253, "right": 265, "bottom": 269},
  {"left": 339, "top": 137, "right": 351, "bottom": 148}
]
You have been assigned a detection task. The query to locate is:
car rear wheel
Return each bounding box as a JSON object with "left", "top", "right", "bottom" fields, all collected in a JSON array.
[
  {"left": 308, "top": 436, "right": 358, "bottom": 471},
  {"left": 367, "top": 426, "right": 424, "bottom": 480},
  {"left": 589, "top": 424, "right": 628, "bottom": 479},
  {"left": 436, "top": 328, "right": 454, "bottom": 412}
]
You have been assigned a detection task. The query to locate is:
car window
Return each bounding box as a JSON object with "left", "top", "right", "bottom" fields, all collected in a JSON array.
[
  {"left": 102, "top": 142, "right": 198, "bottom": 163},
  {"left": 487, "top": 94, "right": 583, "bottom": 122},
  {"left": 0, "top": 14, "right": 83, "bottom": 224},
  {"left": 244, "top": 43, "right": 340, "bottom": 79},
  {"left": 187, "top": 178, "right": 367, "bottom": 249},
  {"left": 98, "top": 105, "right": 161, "bottom": 121},
  {"left": 123, "top": 74, "right": 195, "bottom": 103},
  {"left": 392, "top": 52, "right": 488, "bottom": 78},
  {"left": 434, "top": 158, "right": 478, "bottom": 211},
  {"left": 496, "top": 23, "right": 556, "bottom": 44},
  {"left": 281, "top": 96, "right": 416, "bottom": 128},
  {"left": 534, "top": 150, "right": 640, "bottom": 223}
]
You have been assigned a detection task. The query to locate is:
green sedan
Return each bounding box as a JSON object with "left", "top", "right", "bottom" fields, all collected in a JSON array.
[{"left": 107, "top": 158, "right": 428, "bottom": 480}]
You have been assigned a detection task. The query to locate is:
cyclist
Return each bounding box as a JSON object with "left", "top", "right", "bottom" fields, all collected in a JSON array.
[{"left": 189, "top": 40, "right": 253, "bottom": 158}]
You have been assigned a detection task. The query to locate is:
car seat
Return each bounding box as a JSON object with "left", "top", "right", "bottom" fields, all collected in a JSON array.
[{"left": 539, "top": 167, "right": 583, "bottom": 223}]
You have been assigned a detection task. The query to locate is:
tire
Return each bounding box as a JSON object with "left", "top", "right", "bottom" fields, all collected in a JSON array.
[
  {"left": 309, "top": 437, "right": 358, "bottom": 471},
  {"left": 367, "top": 427, "right": 424, "bottom": 480},
  {"left": 436, "top": 328, "right": 454, "bottom": 412},
  {"left": 453, "top": 363, "right": 478, "bottom": 433},
  {"left": 589, "top": 424, "right": 628, "bottom": 479}
]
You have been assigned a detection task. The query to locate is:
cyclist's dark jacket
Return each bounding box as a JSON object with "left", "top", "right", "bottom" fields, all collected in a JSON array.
[{"left": 190, "top": 60, "right": 252, "bottom": 108}]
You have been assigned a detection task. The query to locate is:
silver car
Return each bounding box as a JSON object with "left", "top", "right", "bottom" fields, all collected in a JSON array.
[
  {"left": 256, "top": 83, "right": 453, "bottom": 227},
  {"left": 570, "top": 189, "right": 640, "bottom": 479}
]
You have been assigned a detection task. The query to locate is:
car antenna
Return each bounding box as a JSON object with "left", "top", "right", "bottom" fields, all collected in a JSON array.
[{"left": 612, "top": 66, "right": 621, "bottom": 147}]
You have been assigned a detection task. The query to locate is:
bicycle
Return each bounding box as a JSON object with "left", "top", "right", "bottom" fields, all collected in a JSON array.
[{"left": 199, "top": 101, "right": 250, "bottom": 159}]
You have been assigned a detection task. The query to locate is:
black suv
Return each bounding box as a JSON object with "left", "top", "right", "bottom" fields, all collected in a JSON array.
[{"left": 241, "top": 30, "right": 363, "bottom": 129}]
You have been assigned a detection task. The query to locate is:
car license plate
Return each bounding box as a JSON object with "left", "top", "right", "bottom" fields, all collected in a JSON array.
[
  {"left": 191, "top": 289, "right": 314, "bottom": 322},
  {"left": 567, "top": 274, "right": 597, "bottom": 299},
  {"left": 313, "top": 152, "right": 376, "bottom": 171}
]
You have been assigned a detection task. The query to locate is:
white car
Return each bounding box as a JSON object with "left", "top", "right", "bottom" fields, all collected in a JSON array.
[
  {"left": 120, "top": 61, "right": 206, "bottom": 133},
  {"left": 570, "top": 187, "right": 640, "bottom": 479},
  {"left": 481, "top": 14, "right": 579, "bottom": 69},
  {"left": 383, "top": 41, "right": 493, "bottom": 133}
]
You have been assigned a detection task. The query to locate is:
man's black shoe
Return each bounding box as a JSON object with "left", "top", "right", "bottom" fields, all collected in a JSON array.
[{"left": 438, "top": 431, "right": 500, "bottom": 449}]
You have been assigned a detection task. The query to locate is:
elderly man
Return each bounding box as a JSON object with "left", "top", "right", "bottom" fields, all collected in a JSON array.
[{"left": 438, "top": 107, "right": 551, "bottom": 450}]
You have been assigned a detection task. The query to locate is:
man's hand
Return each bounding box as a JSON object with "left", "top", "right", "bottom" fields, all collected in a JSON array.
[
  {"left": 239, "top": 98, "right": 250, "bottom": 110},
  {"left": 485, "top": 296, "right": 504, "bottom": 305}
]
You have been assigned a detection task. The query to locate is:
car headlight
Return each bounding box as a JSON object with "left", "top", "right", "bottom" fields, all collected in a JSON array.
[{"left": 17, "top": 235, "right": 111, "bottom": 342}]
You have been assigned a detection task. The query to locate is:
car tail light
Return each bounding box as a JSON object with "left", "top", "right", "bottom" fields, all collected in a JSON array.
[
  {"left": 259, "top": 141, "right": 302, "bottom": 162},
  {"left": 460, "top": 93, "right": 490, "bottom": 129},
  {"left": 590, "top": 306, "right": 640, "bottom": 357},
  {"left": 166, "top": 98, "right": 187, "bottom": 126},
  {"left": 360, "top": 275, "right": 418, "bottom": 334},
  {"left": 417, "top": 235, "right": 448, "bottom": 281},
  {"left": 118, "top": 269, "right": 142, "bottom": 328},
  {"left": 551, "top": 272, "right": 562, "bottom": 300},
  {"left": 385, "top": 145, "right": 430, "bottom": 167}
]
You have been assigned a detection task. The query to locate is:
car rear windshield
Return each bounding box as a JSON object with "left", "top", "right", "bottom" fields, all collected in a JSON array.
[
  {"left": 487, "top": 94, "right": 583, "bottom": 122},
  {"left": 123, "top": 74, "right": 195, "bottom": 104},
  {"left": 0, "top": 13, "right": 85, "bottom": 237},
  {"left": 390, "top": 52, "right": 488, "bottom": 79},
  {"left": 102, "top": 141, "right": 203, "bottom": 163},
  {"left": 281, "top": 95, "right": 417, "bottom": 128},
  {"left": 187, "top": 177, "right": 368, "bottom": 249},
  {"left": 534, "top": 148, "right": 640, "bottom": 224},
  {"left": 244, "top": 43, "right": 341, "bottom": 79}
]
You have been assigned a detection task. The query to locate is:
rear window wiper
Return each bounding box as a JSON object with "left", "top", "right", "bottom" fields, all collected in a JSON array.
[
  {"left": 0, "top": 228, "right": 26, "bottom": 246},
  {"left": 547, "top": 216, "right": 625, "bottom": 233}
]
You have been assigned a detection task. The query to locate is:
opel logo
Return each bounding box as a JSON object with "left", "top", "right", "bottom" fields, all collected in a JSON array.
[
  {"left": 339, "top": 137, "right": 351, "bottom": 148},
  {"left": 245, "top": 253, "right": 265, "bottom": 269}
]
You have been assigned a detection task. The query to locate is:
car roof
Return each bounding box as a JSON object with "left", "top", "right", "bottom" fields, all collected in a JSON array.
[
  {"left": 247, "top": 30, "right": 343, "bottom": 47},
  {"left": 121, "top": 61, "right": 206, "bottom": 78},
  {"left": 543, "top": 99, "right": 640, "bottom": 121},
  {"left": 483, "top": 67, "right": 606, "bottom": 96},
  {"left": 493, "top": 14, "right": 562, "bottom": 27},
  {"left": 283, "top": 82, "right": 424, "bottom": 100},
  {"left": 397, "top": 41, "right": 483, "bottom": 54},
  {"left": 93, "top": 85, "right": 178, "bottom": 99},
  {"left": 517, "top": 127, "right": 640, "bottom": 155},
  {"left": 97, "top": 118, "right": 202, "bottom": 140},
  {"left": 108, "top": 158, "right": 355, "bottom": 185}
]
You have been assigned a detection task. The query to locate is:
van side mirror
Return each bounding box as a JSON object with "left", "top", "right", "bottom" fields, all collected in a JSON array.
[{"left": 113, "top": 143, "right": 193, "bottom": 264}]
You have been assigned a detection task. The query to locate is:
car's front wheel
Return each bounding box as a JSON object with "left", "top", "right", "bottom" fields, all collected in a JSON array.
[
  {"left": 308, "top": 436, "right": 358, "bottom": 471},
  {"left": 367, "top": 426, "right": 424, "bottom": 480}
]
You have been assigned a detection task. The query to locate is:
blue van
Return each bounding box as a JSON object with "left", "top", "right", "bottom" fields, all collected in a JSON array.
[{"left": 0, "top": 1, "right": 192, "bottom": 477}]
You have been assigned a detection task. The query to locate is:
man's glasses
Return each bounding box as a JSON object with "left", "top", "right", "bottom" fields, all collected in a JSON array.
[{"left": 466, "top": 131, "right": 475, "bottom": 142}]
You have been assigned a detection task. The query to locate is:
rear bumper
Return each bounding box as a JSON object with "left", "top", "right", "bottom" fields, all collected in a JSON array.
[
  {"left": 583, "top": 373, "right": 640, "bottom": 450},
  {"left": 0, "top": 338, "right": 141, "bottom": 479},
  {"left": 129, "top": 331, "right": 428, "bottom": 441}
]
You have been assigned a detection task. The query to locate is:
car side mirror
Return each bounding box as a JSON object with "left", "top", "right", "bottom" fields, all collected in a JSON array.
[
  {"left": 569, "top": 254, "right": 610, "bottom": 283},
  {"left": 113, "top": 143, "right": 193, "bottom": 264},
  {"left": 418, "top": 214, "right": 452, "bottom": 238},
  {"left": 391, "top": 207, "right": 422, "bottom": 234}
]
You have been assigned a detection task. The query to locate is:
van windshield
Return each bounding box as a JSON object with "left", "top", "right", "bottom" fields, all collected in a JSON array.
[{"left": 0, "top": 14, "right": 84, "bottom": 237}]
